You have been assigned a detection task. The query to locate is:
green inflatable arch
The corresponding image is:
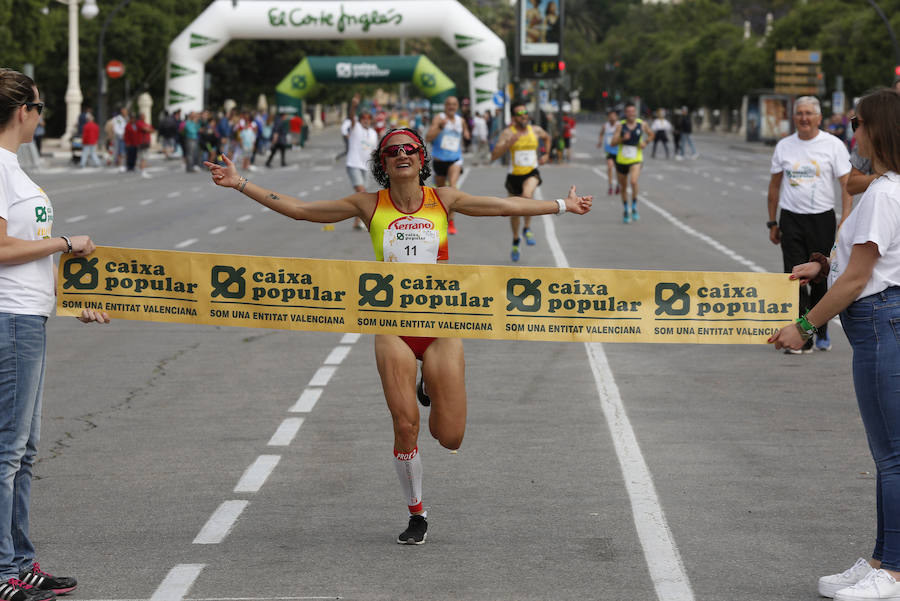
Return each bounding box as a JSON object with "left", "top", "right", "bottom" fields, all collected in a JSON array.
[{"left": 275, "top": 55, "right": 456, "bottom": 114}]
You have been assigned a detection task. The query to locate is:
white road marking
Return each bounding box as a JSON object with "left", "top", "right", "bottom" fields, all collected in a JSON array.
[
  {"left": 340, "top": 333, "right": 361, "bottom": 344},
  {"left": 209, "top": 226, "right": 227, "bottom": 235},
  {"left": 290, "top": 388, "right": 322, "bottom": 413},
  {"left": 268, "top": 418, "right": 304, "bottom": 446},
  {"left": 149, "top": 564, "right": 205, "bottom": 601},
  {"left": 106, "top": 206, "right": 124, "bottom": 214},
  {"left": 65, "top": 215, "right": 87, "bottom": 223},
  {"left": 309, "top": 366, "right": 336, "bottom": 387},
  {"left": 193, "top": 500, "right": 249, "bottom": 544},
  {"left": 175, "top": 239, "right": 198, "bottom": 249},
  {"left": 539, "top": 185, "right": 696, "bottom": 601},
  {"left": 234, "top": 455, "right": 282, "bottom": 492},
  {"left": 323, "top": 345, "right": 351, "bottom": 365},
  {"left": 139, "top": 198, "right": 154, "bottom": 206},
  {"left": 299, "top": 191, "right": 309, "bottom": 198},
  {"left": 236, "top": 214, "right": 253, "bottom": 222},
  {"left": 167, "top": 191, "right": 182, "bottom": 198},
  {"left": 742, "top": 185, "right": 754, "bottom": 192}
]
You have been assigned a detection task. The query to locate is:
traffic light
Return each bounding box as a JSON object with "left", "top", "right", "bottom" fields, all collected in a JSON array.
[
  {"left": 602, "top": 90, "right": 609, "bottom": 99},
  {"left": 895, "top": 64, "right": 900, "bottom": 76},
  {"left": 558, "top": 61, "right": 566, "bottom": 73}
]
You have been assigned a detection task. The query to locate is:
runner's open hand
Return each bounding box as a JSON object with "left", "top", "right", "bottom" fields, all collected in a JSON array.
[
  {"left": 564, "top": 185, "right": 592, "bottom": 214},
  {"left": 205, "top": 154, "right": 241, "bottom": 189}
]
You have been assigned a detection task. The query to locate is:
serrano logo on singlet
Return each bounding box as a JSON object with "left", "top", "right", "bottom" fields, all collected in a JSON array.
[{"left": 388, "top": 216, "right": 434, "bottom": 231}]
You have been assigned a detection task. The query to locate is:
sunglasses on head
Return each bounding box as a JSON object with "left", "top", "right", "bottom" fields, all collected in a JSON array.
[
  {"left": 381, "top": 143, "right": 421, "bottom": 158},
  {"left": 24, "top": 101, "right": 44, "bottom": 115}
]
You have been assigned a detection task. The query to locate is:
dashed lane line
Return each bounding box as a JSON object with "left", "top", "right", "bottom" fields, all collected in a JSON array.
[
  {"left": 192, "top": 500, "right": 249, "bottom": 544},
  {"left": 234, "top": 455, "right": 282, "bottom": 493},
  {"left": 149, "top": 564, "right": 205, "bottom": 601},
  {"left": 268, "top": 418, "right": 304, "bottom": 447}
]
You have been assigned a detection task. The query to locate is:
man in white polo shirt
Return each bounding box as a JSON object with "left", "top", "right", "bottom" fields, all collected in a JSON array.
[{"left": 767, "top": 96, "right": 851, "bottom": 353}]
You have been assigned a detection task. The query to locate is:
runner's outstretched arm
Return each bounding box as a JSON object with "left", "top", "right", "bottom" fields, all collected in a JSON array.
[
  {"left": 443, "top": 185, "right": 592, "bottom": 217},
  {"left": 205, "top": 154, "right": 366, "bottom": 223}
]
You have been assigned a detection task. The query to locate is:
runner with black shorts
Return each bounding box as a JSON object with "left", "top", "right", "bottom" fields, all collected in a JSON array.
[
  {"left": 490, "top": 99, "right": 552, "bottom": 261},
  {"left": 611, "top": 102, "right": 652, "bottom": 224}
]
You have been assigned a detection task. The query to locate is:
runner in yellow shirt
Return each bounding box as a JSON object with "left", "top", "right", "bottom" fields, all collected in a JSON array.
[
  {"left": 611, "top": 102, "right": 653, "bottom": 224},
  {"left": 490, "top": 99, "right": 552, "bottom": 261}
]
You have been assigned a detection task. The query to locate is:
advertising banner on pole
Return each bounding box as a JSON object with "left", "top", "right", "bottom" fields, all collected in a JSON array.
[{"left": 57, "top": 247, "right": 797, "bottom": 345}]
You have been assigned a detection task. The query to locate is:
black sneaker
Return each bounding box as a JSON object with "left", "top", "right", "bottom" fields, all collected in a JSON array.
[
  {"left": 416, "top": 377, "right": 431, "bottom": 407},
  {"left": 0, "top": 578, "right": 54, "bottom": 601},
  {"left": 19, "top": 563, "right": 75, "bottom": 595},
  {"left": 397, "top": 514, "right": 427, "bottom": 545}
]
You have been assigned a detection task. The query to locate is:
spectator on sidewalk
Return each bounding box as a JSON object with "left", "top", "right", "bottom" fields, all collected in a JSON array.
[{"left": 79, "top": 113, "right": 102, "bottom": 168}]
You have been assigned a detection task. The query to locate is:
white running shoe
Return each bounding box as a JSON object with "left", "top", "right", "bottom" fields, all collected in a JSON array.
[
  {"left": 821, "top": 559, "right": 877, "bottom": 598},
  {"left": 835, "top": 568, "right": 900, "bottom": 601}
]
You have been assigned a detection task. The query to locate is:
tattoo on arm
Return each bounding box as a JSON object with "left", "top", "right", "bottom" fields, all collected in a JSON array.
[{"left": 267, "top": 193, "right": 280, "bottom": 201}]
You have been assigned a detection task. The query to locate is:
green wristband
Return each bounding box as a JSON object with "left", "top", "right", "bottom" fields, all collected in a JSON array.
[{"left": 795, "top": 311, "right": 817, "bottom": 338}]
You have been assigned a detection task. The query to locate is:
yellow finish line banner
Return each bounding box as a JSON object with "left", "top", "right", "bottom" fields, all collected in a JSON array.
[{"left": 56, "top": 247, "right": 798, "bottom": 344}]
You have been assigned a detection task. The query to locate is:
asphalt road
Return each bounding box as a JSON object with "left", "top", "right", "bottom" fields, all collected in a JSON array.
[{"left": 26, "top": 124, "right": 869, "bottom": 601}]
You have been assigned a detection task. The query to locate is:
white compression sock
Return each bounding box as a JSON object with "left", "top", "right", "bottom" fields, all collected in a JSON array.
[{"left": 393, "top": 447, "right": 424, "bottom": 515}]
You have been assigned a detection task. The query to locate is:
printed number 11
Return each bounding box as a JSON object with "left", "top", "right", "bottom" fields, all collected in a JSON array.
[{"left": 405, "top": 245, "right": 416, "bottom": 256}]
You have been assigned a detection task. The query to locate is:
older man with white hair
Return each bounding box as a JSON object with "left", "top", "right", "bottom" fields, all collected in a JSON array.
[{"left": 766, "top": 95, "right": 852, "bottom": 353}]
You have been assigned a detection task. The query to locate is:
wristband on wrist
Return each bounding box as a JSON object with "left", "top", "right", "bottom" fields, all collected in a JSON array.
[
  {"left": 237, "top": 177, "right": 249, "bottom": 193},
  {"left": 555, "top": 198, "right": 566, "bottom": 215},
  {"left": 60, "top": 235, "right": 72, "bottom": 254},
  {"left": 809, "top": 252, "right": 830, "bottom": 284},
  {"left": 795, "top": 310, "right": 817, "bottom": 340},
  {"left": 766, "top": 220, "right": 778, "bottom": 229}
]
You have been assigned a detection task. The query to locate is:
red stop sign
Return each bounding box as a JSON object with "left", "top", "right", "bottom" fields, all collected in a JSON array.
[{"left": 106, "top": 60, "right": 125, "bottom": 79}]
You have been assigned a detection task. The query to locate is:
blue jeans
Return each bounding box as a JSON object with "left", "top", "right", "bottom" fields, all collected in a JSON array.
[
  {"left": 0, "top": 314, "right": 46, "bottom": 580},
  {"left": 841, "top": 286, "right": 900, "bottom": 571},
  {"left": 679, "top": 133, "right": 696, "bottom": 156}
]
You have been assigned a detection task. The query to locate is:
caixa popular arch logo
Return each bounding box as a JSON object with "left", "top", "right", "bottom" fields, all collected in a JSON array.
[{"left": 62, "top": 257, "right": 99, "bottom": 290}]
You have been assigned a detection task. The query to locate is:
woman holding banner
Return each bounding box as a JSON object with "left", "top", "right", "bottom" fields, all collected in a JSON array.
[
  {"left": 206, "top": 127, "right": 591, "bottom": 545},
  {"left": 769, "top": 89, "right": 900, "bottom": 601},
  {"left": 0, "top": 68, "right": 108, "bottom": 600}
]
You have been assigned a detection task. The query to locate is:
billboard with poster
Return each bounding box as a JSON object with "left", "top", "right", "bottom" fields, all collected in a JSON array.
[
  {"left": 520, "top": 0, "right": 563, "bottom": 57},
  {"left": 760, "top": 95, "right": 791, "bottom": 142}
]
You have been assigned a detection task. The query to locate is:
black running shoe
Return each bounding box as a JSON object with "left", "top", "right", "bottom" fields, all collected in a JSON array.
[
  {"left": 0, "top": 578, "right": 55, "bottom": 601},
  {"left": 416, "top": 377, "right": 431, "bottom": 407},
  {"left": 19, "top": 563, "right": 75, "bottom": 595},
  {"left": 397, "top": 514, "right": 427, "bottom": 545}
]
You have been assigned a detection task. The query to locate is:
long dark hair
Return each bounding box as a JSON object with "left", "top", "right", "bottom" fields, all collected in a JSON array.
[
  {"left": 0, "top": 69, "right": 36, "bottom": 132},
  {"left": 857, "top": 89, "right": 900, "bottom": 174},
  {"left": 370, "top": 127, "right": 432, "bottom": 188}
]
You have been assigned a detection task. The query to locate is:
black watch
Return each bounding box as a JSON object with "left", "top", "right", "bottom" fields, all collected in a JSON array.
[{"left": 766, "top": 220, "right": 778, "bottom": 229}]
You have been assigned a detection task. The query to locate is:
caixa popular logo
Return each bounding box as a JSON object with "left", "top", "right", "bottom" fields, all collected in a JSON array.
[
  {"left": 62, "top": 257, "right": 99, "bottom": 290},
  {"left": 336, "top": 62, "right": 352, "bottom": 78}
]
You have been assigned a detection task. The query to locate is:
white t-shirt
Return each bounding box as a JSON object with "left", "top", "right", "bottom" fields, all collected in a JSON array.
[
  {"left": 829, "top": 172, "right": 900, "bottom": 299},
  {"left": 472, "top": 115, "right": 488, "bottom": 141},
  {"left": 770, "top": 130, "right": 851, "bottom": 214},
  {"left": 346, "top": 121, "right": 377, "bottom": 170},
  {"left": 340, "top": 118, "right": 352, "bottom": 138},
  {"left": 0, "top": 148, "right": 56, "bottom": 316}
]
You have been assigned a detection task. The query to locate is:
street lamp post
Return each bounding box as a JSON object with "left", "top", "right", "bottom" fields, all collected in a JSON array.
[
  {"left": 61, "top": 0, "right": 98, "bottom": 146},
  {"left": 96, "top": 0, "right": 135, "bottom": 143},
  {"left": 866, "top": 0, "right": 900, "bottom": 74}
]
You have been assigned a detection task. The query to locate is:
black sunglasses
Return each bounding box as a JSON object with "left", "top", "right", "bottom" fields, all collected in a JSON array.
[
  {"left": 382, "top": 143, "right": 421, "bottom": 158},
  {"left": 850, "top": 115, "right": 861, "bottom": 130},
  {"left": 24, "top": 102, "right": 44, "bottom": 115}
]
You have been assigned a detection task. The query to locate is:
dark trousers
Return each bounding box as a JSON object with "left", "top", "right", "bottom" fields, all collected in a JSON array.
[
  {"left": 266, "top": 145, "right": 286, "bottom": 167},
  {"left": 125, "top": 145, "right": 138, "bottom": 171},
  {"left": 779, "top": 208, "right": 836, "bottom": 336}
]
